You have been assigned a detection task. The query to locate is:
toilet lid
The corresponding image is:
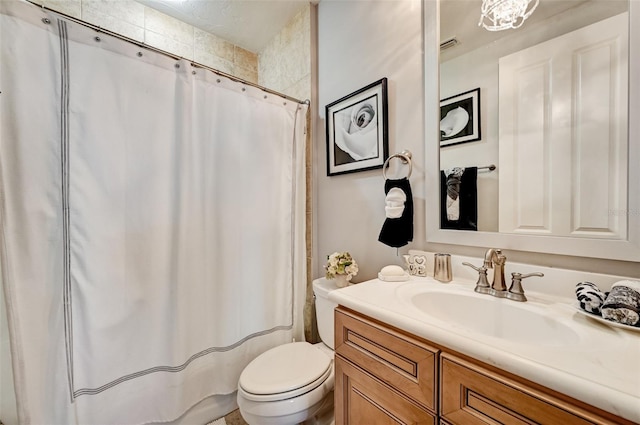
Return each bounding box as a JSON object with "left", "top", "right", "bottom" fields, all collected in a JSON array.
[{"left": 239, "top": 342, "right": 332, "bottom": 396}]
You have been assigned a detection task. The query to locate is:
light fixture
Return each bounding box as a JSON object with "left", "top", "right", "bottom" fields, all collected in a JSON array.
[{"left": 478, "top": 0, "right": 540, "bottom": 31}]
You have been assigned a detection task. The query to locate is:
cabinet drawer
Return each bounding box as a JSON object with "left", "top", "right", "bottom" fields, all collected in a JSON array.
[
  {"left": 335, "top": 307, "right": 438, "bottom": 411},
  {"left": 440, "top": 353, "right": 627, "bottom": 425},
  {"left": 335, "top": 356, "right": 436, "bottom": 425}
]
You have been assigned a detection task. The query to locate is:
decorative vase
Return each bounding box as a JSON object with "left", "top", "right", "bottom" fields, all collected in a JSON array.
[{"left": 333, "top": 274, "right": 351, "bottom": 288}]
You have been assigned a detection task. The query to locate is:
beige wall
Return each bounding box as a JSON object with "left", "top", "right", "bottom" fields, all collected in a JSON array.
[
  {"left": 258, "top": 5, "right": 312, "bottom": 102},
  {"left": 315, "top": 1, "right": 425, "bottom": 283},
  {"left": 315, "top": 2, "right": 639, "bottom": 280},
  {"left": 32, "top": 0, "right": 258, "bottom": 83}
]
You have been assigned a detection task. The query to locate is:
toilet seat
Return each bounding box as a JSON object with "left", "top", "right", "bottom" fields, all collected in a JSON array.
[{"left": 239, "top": 342, "right": 332, "bottom": 402}]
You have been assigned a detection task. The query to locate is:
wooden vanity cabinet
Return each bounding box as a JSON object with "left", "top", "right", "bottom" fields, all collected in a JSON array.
[
  {"left": 334, "top": 307, "right": 438, "bottom": 425},
  {"left": 335, "top": 307, "right": 636, "bottom": 425},
  {"left": 439, "top": 353, "right": 630, "bottom": 425}
]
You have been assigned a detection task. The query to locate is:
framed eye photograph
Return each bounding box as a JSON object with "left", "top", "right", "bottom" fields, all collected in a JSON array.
[
  {"left": 440, "top": 87, "right": 481, "bottom": 147},
  {"left": 325, "top": 78, "right": 389, "bottom": 176}
]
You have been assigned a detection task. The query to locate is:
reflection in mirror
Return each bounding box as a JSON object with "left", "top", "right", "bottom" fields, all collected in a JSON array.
[{"left": 439, "top": 0, "right": 628, "bottom": 240}]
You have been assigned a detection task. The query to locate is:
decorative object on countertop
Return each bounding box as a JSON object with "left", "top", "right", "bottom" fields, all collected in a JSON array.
[
  {"left": 575, "top": 308, "right": 640, "bottom": 333},
  {"left": 325, "top": 78, "right": 388, "bottom": 176},
  {"left": 379, "top": 151, "right": 413, "bottom": 248},
  {"left": 325, "top": 251, "right": 359, "bottom": 288},
  {"left": 378, "top": 265, "right": 410, "bottom": 282},
  {"left": 403, "top": 254, "right": 427, "bottom": 277},
  {"left": 433, "top": 253, "right": 453, "bottom": 283},
  {"left": 575, "top": 282, "right": 608, "bottom": 315},
  {"left": 601, "top": 280, "right": 640, "bottom": 327}
]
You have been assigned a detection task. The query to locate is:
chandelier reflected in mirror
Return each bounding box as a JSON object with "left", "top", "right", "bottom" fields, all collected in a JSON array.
[{"left": 478, "top": 0, "right": 540, "bottom": 31}]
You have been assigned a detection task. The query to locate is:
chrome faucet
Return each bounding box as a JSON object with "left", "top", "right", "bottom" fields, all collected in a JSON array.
[
  {"left": 463, "top": 248, "right": 545, "bottom": 302},
  {"left": 483, "top": 248, "right": 508, "bottom": 297},
  {"left": 462, "top": 261, "right": 490, "bottom": 294},
  {"left": 506, "top": 272, "right": 544, "bottom": 302}
]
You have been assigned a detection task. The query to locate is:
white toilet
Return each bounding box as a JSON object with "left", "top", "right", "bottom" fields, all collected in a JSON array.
[{"left": 237, "top": 278, "right": 339, "bottom": 425}]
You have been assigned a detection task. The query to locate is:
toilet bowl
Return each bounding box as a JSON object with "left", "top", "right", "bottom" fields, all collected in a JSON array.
[{"left": 237, "top": 278, "right": 339, "bottom": 425}]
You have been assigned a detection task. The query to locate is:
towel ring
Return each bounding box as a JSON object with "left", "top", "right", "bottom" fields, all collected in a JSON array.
[{"left": 383, "top": 150, "right": 413, "bottom": 180}]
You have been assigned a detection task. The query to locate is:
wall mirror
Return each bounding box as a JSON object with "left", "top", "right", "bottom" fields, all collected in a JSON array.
[{"left": 424, "top": 0, "right": 640, "bottom": 261}]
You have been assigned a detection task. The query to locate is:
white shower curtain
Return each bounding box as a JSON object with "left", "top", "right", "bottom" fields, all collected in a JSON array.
[{"left": 0, "top": 2, "right": 307, "bottom": 424}]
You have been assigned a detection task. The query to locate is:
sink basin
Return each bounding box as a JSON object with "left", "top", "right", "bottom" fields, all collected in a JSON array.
[{"left": 410, "top": 291, "right": 580, "bottom": 346}]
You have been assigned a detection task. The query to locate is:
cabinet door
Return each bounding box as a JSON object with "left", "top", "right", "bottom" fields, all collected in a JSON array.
[
  {"left": 440, "top": 353, "right": 627, "bottom": 425},
  {"left": 335, "top": 356, "right": 436, "bottom": 425},
  {"left": 335, "top": 307, "right": 438, "bottom": 412}
]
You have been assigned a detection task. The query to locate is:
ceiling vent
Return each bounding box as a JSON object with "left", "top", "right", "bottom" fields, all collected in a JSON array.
[{"left": 440, "top": 37, "right": 459, "bottom": 50}]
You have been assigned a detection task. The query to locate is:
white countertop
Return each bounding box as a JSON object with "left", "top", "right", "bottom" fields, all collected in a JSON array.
[{"left": 328, "top": 276, "right": 640, "bottom": 423}]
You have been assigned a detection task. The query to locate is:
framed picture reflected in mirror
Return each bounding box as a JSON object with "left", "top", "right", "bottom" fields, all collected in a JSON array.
[{"left": 440, "top": 88, "right": 481, "bottom": 147}]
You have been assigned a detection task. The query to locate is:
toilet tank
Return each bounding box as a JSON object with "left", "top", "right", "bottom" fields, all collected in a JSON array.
[{"left": 312, "top": 278, "right": 339, "bottom": 350}]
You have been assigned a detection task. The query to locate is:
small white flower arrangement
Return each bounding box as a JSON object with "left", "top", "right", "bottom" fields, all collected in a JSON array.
[{"left": 325, "top": 251, "right": 359, "bottom": 280}]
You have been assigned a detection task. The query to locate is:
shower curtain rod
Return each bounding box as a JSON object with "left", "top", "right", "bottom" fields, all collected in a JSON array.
[{"left": 26, "top": 0, "right": 310, "bottom": 106}]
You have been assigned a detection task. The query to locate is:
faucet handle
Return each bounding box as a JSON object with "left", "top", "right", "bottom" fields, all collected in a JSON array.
[
  {"left": 462, "top": 261, "right": 483, "bottom": 272},
  {"left": 507, "top": 272, "right": 544, "bottom": 302},
  {"left": 462, "top": 262, "right": 491, "bottom": 294}
]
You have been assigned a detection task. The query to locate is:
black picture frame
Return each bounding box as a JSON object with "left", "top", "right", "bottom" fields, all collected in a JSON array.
[
  {"left": 440, "top": 88, "right": 481, "bottom": 147},
  {"left": 325, "top": 78, "right": 389, "bottom": 176}
]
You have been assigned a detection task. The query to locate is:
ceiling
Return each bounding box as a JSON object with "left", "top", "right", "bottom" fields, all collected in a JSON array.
[
  {"left": 136, "top": 0, "right": 628, "bottom": 56},
  {"left": 440, "top": 0, "right": 628, "bottom": 61},
  {"left": 440, "top": 0, "right": 585, "bottom": 59},
  {"left": 136, "top": 0, "right": 309, "bottom": 53}
]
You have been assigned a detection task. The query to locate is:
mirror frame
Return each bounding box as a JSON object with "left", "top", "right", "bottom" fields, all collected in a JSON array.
[{"left": 424, "top": 0, "right": 640, "bottom": 262}]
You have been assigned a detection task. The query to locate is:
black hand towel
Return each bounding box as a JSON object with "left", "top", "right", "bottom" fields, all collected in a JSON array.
[
  {"left": 440, "top": 167, "right": 478, "bottom": 231},
  {"left": 379, "top": 178, "right": 413, "bottom": 248}
]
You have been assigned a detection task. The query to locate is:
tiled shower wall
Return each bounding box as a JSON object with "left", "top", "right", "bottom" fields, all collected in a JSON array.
[
  {"left": 33, "top": 0, "right": 313, "bottom": 102},
  {"left": 259, "top": 6, "right": 311, "bottom": 102},
  {"left": 32, "top": 0, "right": 259, "bottom": 83}
]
